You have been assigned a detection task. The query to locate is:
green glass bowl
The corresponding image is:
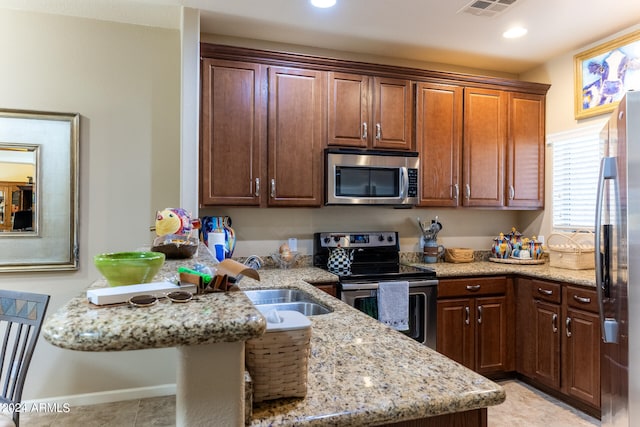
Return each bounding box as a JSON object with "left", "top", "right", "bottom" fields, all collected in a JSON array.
[{"left": 94, "top": 251, "right": 166, "bottom": 286}]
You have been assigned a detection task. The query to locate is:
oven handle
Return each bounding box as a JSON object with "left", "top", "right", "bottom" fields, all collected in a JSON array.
[{"left": 341, "top": 279, "right": 439, "bottom": 291}]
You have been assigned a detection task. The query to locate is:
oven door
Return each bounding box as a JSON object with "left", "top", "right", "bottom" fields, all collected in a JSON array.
[{"left": 340, "top": 280, "right": 437, "bottom": 349}]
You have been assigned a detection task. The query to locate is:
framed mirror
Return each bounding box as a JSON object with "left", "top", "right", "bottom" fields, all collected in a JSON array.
[{"left": 0, "top": 109, "right": 79, "bottom": 272}]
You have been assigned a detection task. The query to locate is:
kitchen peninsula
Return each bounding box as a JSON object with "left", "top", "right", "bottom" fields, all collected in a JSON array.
[{"left": 43, "top": 248, "right": 506, "bottom": 427}]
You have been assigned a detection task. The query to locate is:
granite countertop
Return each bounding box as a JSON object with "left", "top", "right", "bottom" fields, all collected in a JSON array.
[
  {"left": 43, "top": 246, "right": 267, "bottom": 351},
  {"left": 239, "top": 269, "right": 505, "bottom": 427},
  {"left": 42, "top": 248, "right": 506, "bottom": 426},
  {"left": 414, "top": 260, "right": 596, "bottom": 287}
]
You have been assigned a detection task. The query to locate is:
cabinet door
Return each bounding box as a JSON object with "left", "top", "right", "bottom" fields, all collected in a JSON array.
[
  {"left": 506, "top": 92, "right": 545, "bottom": 208},
  {"left": 327, "top": 72, "right": 369, "bottom": 148},
  {"left": 534, "top": 300, "right": 561, "bottom": 389},
  {"left": 372, "top": 77, "right": 413, "bottom": 150},
  {"left": 462, "top": 88, "right": 506, "bottom": 207},
  {"left": 416, "top": 83, "right": 463, "bottom": 207},
  {"left": 475, "top": 296, "right": 508, "bottom": 375},
  {"left": 268, "top": 67, "right": 325, "bottom": 206},
  {"left": 201, "top": 59, "right": 266, "bottom": 206},
  {"left": 563, "top": 307, "right": 601, "bottom": 408},
  {"left": 437, "top": 298, "right": 474, "bottom": 369}
]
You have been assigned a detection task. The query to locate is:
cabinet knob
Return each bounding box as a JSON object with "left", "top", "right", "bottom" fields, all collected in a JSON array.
[
  {"left": 255, "top": 178, "right": 260, "bottom": 197},
  {"left": 466, "top": 284, "right": 481, "bottom": 291},
  {"left": 537, "top": 287, "right": 553, "bottom": 296},
  {"left": 477, "top": 305, "right": 483, "bottom": 324},
  {"left": 375, "top": 123, "right": 381, "bottom": 140},
  {"left": 566, "top": 317, "right": 572, "bottom": 337},
  {"left": 453, "top": 184, "right": 459, "bottom": 200},
  {"left": 362, "top": 122, "right": 368, "bottom": 139},
  {"left": 465, "top": 306, "right": 470, "bottom": 325},
  {"left": 509, "top": 185, "right": 515, "bottom": 200},
  {"left": 270, "top": 179, "right": 276, "bottom": 198},
  {"left": 465, "top": 184, "right": 471, "bottom": 199},
  {"left": 552, "top": 313, "right": 558, "bottom": 333}
]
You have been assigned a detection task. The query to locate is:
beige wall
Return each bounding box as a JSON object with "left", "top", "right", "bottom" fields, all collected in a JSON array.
[
  {"left": 520, "top": 23, "right": 640, "bottom": 240},
  {"left": 0, "top": 9, "right": 181, "bottom": 400}
]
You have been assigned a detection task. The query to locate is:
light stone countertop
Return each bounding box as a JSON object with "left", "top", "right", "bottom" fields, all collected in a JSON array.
[
  {"left": 413, "top": 260, "right": 596, "bottom": 287},
  {"left": 42, "top": 247, "right": 267, "bottom": 351},
  {"left": 42, "top": 248, "right": 507, "bottom": 426},
  {"left": 239, "top": 268, "right": 505, "bottom": 426}
]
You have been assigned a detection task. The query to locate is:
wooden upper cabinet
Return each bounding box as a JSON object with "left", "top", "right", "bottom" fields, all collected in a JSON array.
[
  {"left": 372, "top": 77, "right": 413, "bottom": 150},
  {"left": 327, "top": 72, "right": 369, "bottom": 148},
  {"left": 200, "top": 59, "right": 266, "bottom": 206},
  {"left": 327, "top": 72, "right": 412, "bottom": 150},
  {"left": 267, "top": 66, "right": 326, "bottom": 207},
  {"left": 462, "top": 88, "right": 507, "bottom": 207},
  {"left": 506, "top": 92, "right": 545, "bottom": 209},
  {"left": 416, "top": 82, "right": 463, "bottom": 207}
]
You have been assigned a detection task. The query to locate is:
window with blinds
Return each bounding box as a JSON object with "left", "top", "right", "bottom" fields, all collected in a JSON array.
[{"left": 549, "top": 123, "right": 606, "bottom": 231}]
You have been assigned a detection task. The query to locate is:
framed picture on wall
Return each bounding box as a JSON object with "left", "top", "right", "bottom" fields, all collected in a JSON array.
[{"left": 574, "top": 29, "right": 640, "bottom": 120}]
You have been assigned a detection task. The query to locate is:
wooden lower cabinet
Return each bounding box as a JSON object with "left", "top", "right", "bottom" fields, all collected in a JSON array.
[
  {"left": 533, "top": 300, "right": 561, "bottom": 389},
  {"left": 437, "top": 277, "right": 513, "bottom": 376},
  {"left": 312, "top": 282, "right": 338, "bottom": 298},
  {"left": 382, "top": 408, "right": 487, "bottom": 427},
  {"left": 515, "top": 277, "right": 600, "bottom": 414},
  {"left": 562, "top": 286, "right": 601, "bottom": 409}
]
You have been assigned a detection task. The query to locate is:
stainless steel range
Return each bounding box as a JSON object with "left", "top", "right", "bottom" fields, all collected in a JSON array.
[{"left": 313, "top": 231, "right": 437, "bottom": 348}]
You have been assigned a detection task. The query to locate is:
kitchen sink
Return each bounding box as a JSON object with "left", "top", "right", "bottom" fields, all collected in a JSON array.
[{"left": 244, "top": 288, "right": 333, "bottom": 316}]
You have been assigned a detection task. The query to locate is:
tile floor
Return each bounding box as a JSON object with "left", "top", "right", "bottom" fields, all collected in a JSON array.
[{"left": 20, "top": 379, "right": 600, "bottom": 426}]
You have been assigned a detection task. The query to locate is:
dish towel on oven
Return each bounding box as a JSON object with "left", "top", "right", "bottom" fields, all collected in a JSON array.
[{"left": 377, "top": 281, "right": 409, "bottom": 331}]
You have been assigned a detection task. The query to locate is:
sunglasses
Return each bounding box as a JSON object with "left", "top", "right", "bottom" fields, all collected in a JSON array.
[{"left": 128, "top": 291, "right": 194, "bottom": 307}]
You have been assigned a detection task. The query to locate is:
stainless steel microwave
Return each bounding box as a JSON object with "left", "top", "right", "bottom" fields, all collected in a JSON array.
[{"left": 325, "top": 149, "right": 419, "bottom": 206}]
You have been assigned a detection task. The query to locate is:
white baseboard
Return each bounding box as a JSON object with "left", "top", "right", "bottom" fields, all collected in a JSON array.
[{"left": 24, "top": 384, "right": 177, "bottom": 408}]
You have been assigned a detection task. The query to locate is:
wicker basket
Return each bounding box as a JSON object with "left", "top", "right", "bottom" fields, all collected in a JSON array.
[
  {"left": 444, "top": 248, "right": 474, "bottom": 263},
  {"left": 245, "top": 310, "right": 311, "bottom": 402},
  {"left": 547, "top": 231, "right": 595, "bottom": 270}
]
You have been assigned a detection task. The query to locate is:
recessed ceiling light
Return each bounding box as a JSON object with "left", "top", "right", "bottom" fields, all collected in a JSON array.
[
  {"left": 310, "top": 0, "right": 337, "bottom": 8},
  {"left": 503, "top": 27, "right": 528, "bottom": 39}
]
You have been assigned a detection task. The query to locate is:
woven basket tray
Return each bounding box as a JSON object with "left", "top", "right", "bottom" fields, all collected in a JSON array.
[
  {"left": 547, "top": 232, "right": 595, "bottom": 270},
  {"left": 444, "top": 248, "right": 474, "bottom": 263},
  {"left": 245, "top": 318, "right": 311, "bottom": 402}
]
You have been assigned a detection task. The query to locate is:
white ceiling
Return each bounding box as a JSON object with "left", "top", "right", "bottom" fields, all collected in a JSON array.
[{"left": 3, "top": 0, "right": 640, "bottom": 75}]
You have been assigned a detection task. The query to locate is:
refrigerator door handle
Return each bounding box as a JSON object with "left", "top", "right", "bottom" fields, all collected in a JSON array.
[{"left": 595, "top": 156, "right": 618, "bottom": 344}]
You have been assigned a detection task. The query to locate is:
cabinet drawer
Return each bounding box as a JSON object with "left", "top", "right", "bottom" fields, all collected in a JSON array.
[
  {"left": 438, "top": 277, "right": 507, "bottom": 298},
  {"left": 531, "top": 280, "right": 561, "bottom": 304},
  {"left": 565, "top": 285, "right": 598, "bottom": 313}
]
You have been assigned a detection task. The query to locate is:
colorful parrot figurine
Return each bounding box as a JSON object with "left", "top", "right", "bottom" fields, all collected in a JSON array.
[{"left": 155, "top": 208, "right": 193, "bottom": 237}]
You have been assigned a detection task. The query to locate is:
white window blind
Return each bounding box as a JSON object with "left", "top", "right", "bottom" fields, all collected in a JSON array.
[{"left": 549, "top": 123, "right": 606, "bottom": 231}]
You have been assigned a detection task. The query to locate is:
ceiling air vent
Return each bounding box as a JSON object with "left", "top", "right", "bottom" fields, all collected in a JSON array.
[{"left": 458, "top": 0, "right": 520, "bottom": 18}]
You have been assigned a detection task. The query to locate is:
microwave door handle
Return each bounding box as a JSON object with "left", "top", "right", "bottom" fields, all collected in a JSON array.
[
  {"left": 400, "top": 167, "right": 408, "bottom": 199},
  {"left": 595, "top": 156, "right": 617, "bottom": 343}
]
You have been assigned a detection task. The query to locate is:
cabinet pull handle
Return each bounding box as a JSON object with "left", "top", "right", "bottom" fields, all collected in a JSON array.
[
  {"left": 552, "top": 313, "right": 558, "bottom": 333},
  {"left": 375, "top": 123, "right": 381, "bottom": 140},
  {"left": 465, "top": 184, "right": 471, "bottom": 199},
  {"left": 509, "top": 185, "right": 515, "bottom": 200},
  {"left": 537, "top": 287, "right": 553, "bottom": 296},
  {"left": 465, "top": 306, "right": 470, "bottom": 325},
  {"left": 466, "top": 284, "right": 481, "bottom": 291},
  {"left": 270, "top": 179, "right": 276, "bottom": 198},
  {"left": 254, "top": 178, "right": 260, "bottom": 197},
  {"left": 453, "top": 184, "right": 459, "bottom": 200},
  {"left": 362, "top": 122, "right": 368, "bottom": 139},
  {"left": 573, "top": 295, "right": 591, "bottom": 304},
  {"left": 566, "top": 317, "right": 572, "bottom": 337},
  {"left": 477, "top": 306, "right": 483, "bottom": 324}
]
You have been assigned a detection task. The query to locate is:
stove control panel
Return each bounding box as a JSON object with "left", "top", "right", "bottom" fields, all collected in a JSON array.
[{"left": 317, "top": 231, "right": 397, "bottom": 248}]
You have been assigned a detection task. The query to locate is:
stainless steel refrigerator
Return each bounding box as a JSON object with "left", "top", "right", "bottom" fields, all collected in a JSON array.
[{"left": 596, "top": 90, "right": 640, "bottom": 426}]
